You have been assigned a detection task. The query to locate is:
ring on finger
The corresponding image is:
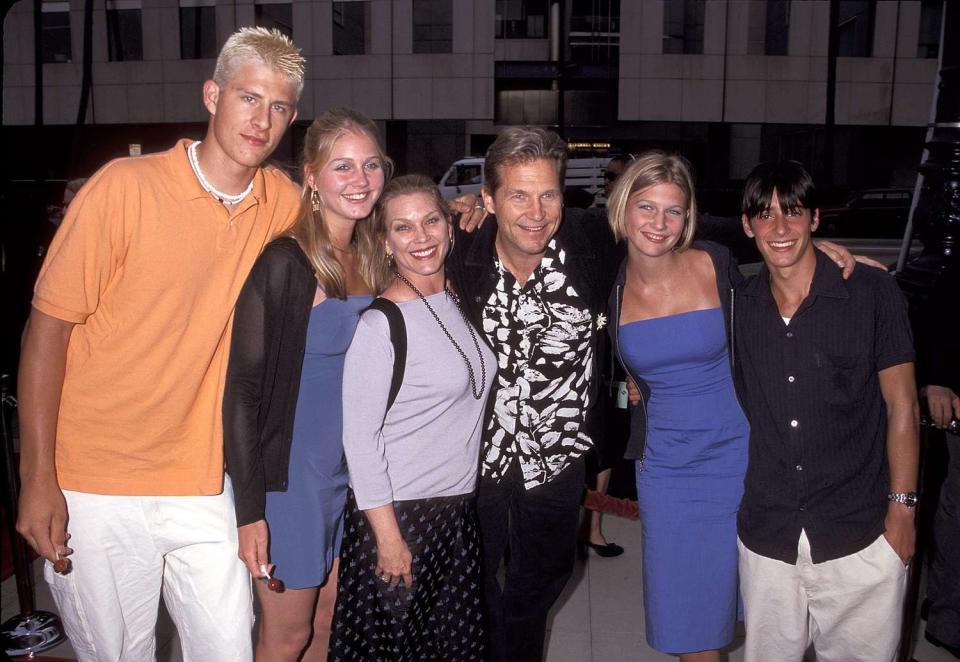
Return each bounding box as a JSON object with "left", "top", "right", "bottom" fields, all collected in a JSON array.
[{"left": 380, "top": 573, "right": 390, "bottom": 583}]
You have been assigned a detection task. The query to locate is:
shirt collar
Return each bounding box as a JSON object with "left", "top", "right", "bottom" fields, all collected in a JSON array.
[
  {"left": 741, "top": 248, "right": 850, "bottom": 301},
  {"left": 172, "top": 138, "right": 268, "bottom": 207},
  {"left": 495, "top": 237, "right": 560, "bottom": 283}
]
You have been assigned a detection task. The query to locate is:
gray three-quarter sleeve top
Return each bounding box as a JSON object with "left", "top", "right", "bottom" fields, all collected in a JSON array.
[{"left": 342, "top": 291, "right": 496, "bottom": 511}]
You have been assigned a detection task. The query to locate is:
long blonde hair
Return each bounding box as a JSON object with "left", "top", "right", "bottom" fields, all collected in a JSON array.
[{"left": 287, "top": 108, "right": 394, "bottom": 298}]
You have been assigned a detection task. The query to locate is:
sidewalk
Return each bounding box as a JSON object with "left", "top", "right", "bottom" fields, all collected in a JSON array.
[{"left": 2, "top": 515, "right": 955, "bottom": 661}]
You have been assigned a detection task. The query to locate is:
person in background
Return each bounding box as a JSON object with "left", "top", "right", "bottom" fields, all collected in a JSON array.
[
  {"left": 607, "top": 151, "right": 748, "bottom": 661},
  {"left": 917, "top": 253, "right": 960, "bottom": 658},
  {"left": 330, "top": 175, "right": 495, "bottom": 659},
  {"left": 16, "top": 27, "right": 304, "bottom": 661},
  {"left": 591, "top": 153, "right": 630, "bottom": 209},
  {"left": 605, "top": 155, "right": 630, "bottom": 198},
  {"left": 581, "top": 153, "right": 634, "bottom": 558},
  {"left": 224, "top": 108, "right": 390, "bottom": 661},
  {"left": 735, "top": 160, "right": 918, "bottom": 662}
]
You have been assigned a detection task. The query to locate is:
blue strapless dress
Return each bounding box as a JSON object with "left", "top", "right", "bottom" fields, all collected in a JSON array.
[
  {"left": 265, "top": 294, "right": 371, "bottom": 589},
  {"left": 619, "top": 307, "right": 749, "bottom": 653}
]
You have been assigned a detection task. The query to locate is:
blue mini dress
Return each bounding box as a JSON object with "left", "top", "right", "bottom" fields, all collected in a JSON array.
[
  {"left": 264, "top": 294, "right": 371, "bottom": 589},
  {"left": 619, "top": 307, "right": 749, "bottom": 654}
]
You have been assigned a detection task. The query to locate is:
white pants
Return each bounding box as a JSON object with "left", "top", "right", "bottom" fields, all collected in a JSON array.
[
  {"left": 45, "top": 476, "right": 253, "bottom": 662},
  {"left": 738, "top": 531, "right": 907, "bottom": 662}
]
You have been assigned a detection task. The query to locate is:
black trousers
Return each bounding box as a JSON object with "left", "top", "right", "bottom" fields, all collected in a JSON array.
[
  {"left": 476, "top": 459, "right": 585, "bottom": 662},
  {"left": 927, "top": 432, "right": 960, "bottom": 648}
]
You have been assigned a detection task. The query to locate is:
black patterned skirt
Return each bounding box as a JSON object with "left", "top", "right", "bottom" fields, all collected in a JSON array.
[{"left": 329, "top": 490, "right": 486, "bottom": 661}]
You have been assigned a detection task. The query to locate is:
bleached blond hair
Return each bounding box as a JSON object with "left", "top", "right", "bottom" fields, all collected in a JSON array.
[{"left": 213, "top": 27, "right": 305, "bottom": 97}]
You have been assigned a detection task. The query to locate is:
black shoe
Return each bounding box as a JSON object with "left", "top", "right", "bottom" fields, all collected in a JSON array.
[{"left": 583, "top": 541, "right": 624, "bottom": 558}]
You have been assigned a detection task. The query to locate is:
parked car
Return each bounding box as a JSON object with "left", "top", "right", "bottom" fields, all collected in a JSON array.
[
  {"left": 438, "top": 158, "right": 485, "bottom": 199},
  {"left": 817, "top": 188, "right": 912, "bottom": 239}
]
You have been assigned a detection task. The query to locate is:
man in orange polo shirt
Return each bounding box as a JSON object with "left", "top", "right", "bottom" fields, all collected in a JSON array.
[{"left": 16, "top": 27, "right": 304, "bottom": 661}]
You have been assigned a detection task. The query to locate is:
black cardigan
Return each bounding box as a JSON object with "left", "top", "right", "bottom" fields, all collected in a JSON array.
[
  {"left": 223, "top": 236, "right": 317, "bottom": 526},
  {"left": 607, "top": 240, "right": 743, "bottom": 465},
  {"left": 447, "top": 207, "right": 621, "bottom": 446}
]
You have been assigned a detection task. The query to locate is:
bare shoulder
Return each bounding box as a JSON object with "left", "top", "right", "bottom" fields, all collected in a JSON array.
[{"left": 684, "top": 247, "right": 719, "bottom": 284}]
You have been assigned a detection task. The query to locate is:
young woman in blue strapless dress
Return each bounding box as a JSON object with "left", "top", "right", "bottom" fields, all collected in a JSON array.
[
  {"left": 223, "top": 108, "right": 391, "bottom": 662},
  {"left": 605, "top": 152, "right": 749, "bottom": 662}
]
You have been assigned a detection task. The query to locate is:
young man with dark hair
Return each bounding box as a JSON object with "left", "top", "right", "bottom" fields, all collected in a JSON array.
[{"left": 734, "top": 160, "right": 919, "bottom": 661}]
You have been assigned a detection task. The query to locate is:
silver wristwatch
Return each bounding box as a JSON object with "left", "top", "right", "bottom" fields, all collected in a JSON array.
[{"left": 887, "top": 492, "right": 919, "bottom": 507}]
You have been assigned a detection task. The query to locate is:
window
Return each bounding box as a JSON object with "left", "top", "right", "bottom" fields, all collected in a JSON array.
[
  {"left": 41, "top": 2, "right": 72, "bottom": 63},
  {"left": 255, "top": 2, "right": 292, "bottom": 38},
  {"left": 179, "top": 0, "right": 217, "bottom": 60},
  {"left": 662, "top": 0, "right": 705, "bottom": 55},
  {"left": 917, "top": 0, "right": 943, "bottom": 59},
  {"left": 568, "top": 0, "right": 620, "bottom": 65},
  {"left": 836, "top": 0, "right": 874, "bottom": 57},
  {"left": 332, "top": 1, "right": 370, "bottom": 55},
  {"left": 495, "top": 0, "right": 548, "bottom": 39},
  {"left": 412, "top": 0, "right": 452, "bottom": 54},
  {"left": 764, "top": 0, "right": 789, "bottom": 56},
  {"left": 107, "top": 0, "right": 143, "bottom": 62}
]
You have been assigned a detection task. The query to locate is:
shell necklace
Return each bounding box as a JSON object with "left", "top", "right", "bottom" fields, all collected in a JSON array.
[{"left": 187, "top": 141, "right": 254, "bottom": 205}]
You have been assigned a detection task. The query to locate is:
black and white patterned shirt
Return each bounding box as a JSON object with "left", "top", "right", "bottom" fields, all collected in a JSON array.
[{"left": 481, "top": 239, "right": 595, "bottom": 488}]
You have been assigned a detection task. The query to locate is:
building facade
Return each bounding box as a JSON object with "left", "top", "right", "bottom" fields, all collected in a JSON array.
[{"left": 1, "top": 0, "right": 945, "bottom": 200}]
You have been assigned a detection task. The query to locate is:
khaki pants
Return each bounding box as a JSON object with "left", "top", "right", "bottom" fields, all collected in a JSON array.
[{"left": 738, "top": 530, "right": 907, "bottom": 662}]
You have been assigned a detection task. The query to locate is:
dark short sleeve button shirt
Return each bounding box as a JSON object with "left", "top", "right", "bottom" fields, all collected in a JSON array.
[{"left": 734, "top": 250, "right": 915, "bottom": 564}]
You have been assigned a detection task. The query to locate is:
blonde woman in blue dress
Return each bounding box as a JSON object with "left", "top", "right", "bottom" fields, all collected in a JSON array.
[{"left": 607, "top": 151, "right": 749, "bottom": 661}]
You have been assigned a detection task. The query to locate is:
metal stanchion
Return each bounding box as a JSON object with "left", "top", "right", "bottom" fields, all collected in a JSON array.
[{"left": 0, "top": 374, "right": 66, "bottom": 657}]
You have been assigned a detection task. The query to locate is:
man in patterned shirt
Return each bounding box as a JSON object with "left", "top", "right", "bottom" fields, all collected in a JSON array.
[{"left": 448, "top": 126, "right": 619, "bottom": 661}]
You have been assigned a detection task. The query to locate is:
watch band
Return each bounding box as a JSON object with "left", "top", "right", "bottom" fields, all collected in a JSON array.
[{"left": 887, "top": 491, "right": 918, "bottom": 507}]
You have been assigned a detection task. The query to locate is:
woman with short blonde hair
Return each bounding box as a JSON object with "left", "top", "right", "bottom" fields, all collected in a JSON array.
[
  {"left": 606, "top": 150, "right": 748, "bottom": 662},
  {"left": 331, "top": 175, "right": 494, "bottom": 659},
  {"left": 607, "top": 150, "right": 698, "bottom": 251}
]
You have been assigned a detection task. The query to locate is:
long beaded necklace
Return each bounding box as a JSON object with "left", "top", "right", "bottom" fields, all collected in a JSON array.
[
  {"left": 187, "top": 141, "right": 255, "bottom": 205},
  {"left": 394, "top": 271, "right": 486, "bottom": 400}
]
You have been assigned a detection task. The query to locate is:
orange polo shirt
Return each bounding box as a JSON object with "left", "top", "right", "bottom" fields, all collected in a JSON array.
[{"left": 33, "top": 139, "right": 301, "bottom": 495}]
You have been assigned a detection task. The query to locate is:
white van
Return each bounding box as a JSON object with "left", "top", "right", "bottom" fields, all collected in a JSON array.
[
  {"left": 438, "top": 158, "right": 485, "bottom": 199},
  {"left": 438, "top": 156, "right": 607, "bottom": 201}
]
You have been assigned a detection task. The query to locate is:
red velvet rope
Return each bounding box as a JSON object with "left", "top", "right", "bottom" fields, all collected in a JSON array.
[{"left": 583, "top": 489, "right": 639, "bottom": 520}]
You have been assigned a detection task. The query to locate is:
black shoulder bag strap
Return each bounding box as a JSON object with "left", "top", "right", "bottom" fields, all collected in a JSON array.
[{"left": 364, "top": 298, "right": 406, "bottom": 412}]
